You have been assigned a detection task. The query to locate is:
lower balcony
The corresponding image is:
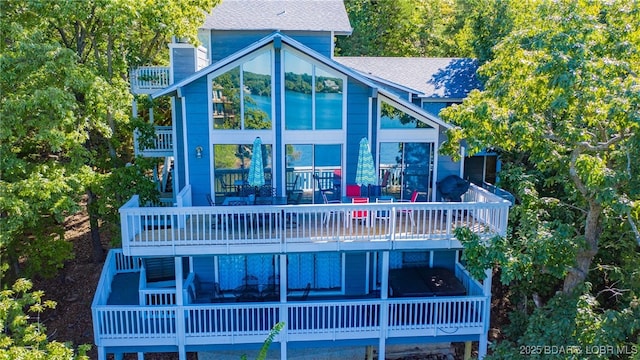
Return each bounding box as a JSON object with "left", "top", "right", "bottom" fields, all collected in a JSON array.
[{"left": 93, "top": 250, "right": 490, "bottom": 356}]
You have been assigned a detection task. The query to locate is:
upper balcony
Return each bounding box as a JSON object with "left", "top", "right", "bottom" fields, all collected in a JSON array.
[
  {"left": 130, "top": 66, "right": 171, "bottom": 95},
  {"left": 119, "top": 183, "right": 510, "bottom": 257}
]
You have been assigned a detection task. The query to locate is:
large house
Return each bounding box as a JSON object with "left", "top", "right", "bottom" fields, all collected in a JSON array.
[{"left": 92, "top": 1, "right": 511, "bottom": 359}]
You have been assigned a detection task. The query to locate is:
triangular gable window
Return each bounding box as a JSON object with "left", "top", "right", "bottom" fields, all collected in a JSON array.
[{"left": 380, "top": 101, "right": 433, "bottom": 129}]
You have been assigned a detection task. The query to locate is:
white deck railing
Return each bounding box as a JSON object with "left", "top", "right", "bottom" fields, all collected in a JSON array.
[
  {"left": 134, "top": 126, "right": 173, "bottom": 157},
  {"left": 94, "top": 297, "right": 487, "bottom": 346},
  {"left": 130, "top": 66, "right": 170, "bottom": 94},
  {"left": 120, "top": 184, "right": 510, "bottom": 256},
  {"left": 93, "top": 250, "right": 489, "bottom": 347}
]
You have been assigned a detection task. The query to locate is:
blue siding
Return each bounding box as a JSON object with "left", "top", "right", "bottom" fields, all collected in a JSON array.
[
  {"left": 344, "top": 252, "right": 367, "bottom": 295},
  {"left": 172, "top": 47, "right": 196, "bottom": 82},
  {"left": 422, "top": 102, "right": 447, "bottom": 116},
  {"left": 285, "top": 31, "right": 333, "bottom": 57},
  {"left": 210, "top": 30, "right": 333, "bottom": 62},
  {"left": 182, "top": 77, "right": 211, "bottom": 205},
  {"left": 432, "top": 250, "right": 456, "bottom": 271},
  {"left": 437, "top": 128, "right": 461, "bottom": 198},
  {"left": 345, "top": 80, "right": 371, "bottom": 184},
  {"left": 210, "top": 31, "right": 270, "bottom": 62}
]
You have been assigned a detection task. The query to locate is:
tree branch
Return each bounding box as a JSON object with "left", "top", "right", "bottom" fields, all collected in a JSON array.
[
  {"left": 569, "top": 134, "right": 627, "bottom": 198},
  {"left": 627, "top": 209, "right": 640, "bottom": 246}
]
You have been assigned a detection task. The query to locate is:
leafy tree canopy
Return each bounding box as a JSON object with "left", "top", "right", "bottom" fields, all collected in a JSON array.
[
  {"left": 0, "top": 278, "right": 90, "bottom": 359},
  {"left": 441, "top": 0, "right": 640, "bottom": 356},
  {"left": 1, "top": 0, "right": 218, "bottom": 279}
]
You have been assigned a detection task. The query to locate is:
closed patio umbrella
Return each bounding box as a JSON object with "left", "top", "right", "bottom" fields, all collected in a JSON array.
[
  {"left": 247, "top": 137, "right": 265, "bottom": 187},
  {"left": 355, "top": 137, "right": 377, "bottom": 194}
]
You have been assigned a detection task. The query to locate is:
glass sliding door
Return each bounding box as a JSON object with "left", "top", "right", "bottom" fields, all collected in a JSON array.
[
  {"left": 379, "top": 142, "right": 434, "bottom": 200},
  {"left": 213, "top": 143, "right": 272, "bottom": 199},
  {"left": 287, "top": 253, "right": 341, "bottom": 291},
  {"left": 217, "top": 254, "right": 277, "bottom": 292},
  {"left": 285, "top": 144, "right": 342, "bottom": 203}
]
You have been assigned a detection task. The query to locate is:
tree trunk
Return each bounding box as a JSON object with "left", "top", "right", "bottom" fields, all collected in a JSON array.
[
  {"left": 87, "top": 189, "right": 105, "bottom": 262},
  {"left": 562, "top": 202, "right": 602, "bottom": 294}
]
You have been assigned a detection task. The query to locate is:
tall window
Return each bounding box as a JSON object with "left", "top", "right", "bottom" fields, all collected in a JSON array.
[
  {"left": 283, "top": 50, "right": 343, "bottom": 130},
  {"left": 212, "top": 51, "right": 272, "bottom": 130}
]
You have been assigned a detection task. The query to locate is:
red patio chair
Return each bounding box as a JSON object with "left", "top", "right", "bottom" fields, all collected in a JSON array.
[
  {"left": 347, "top": 197, "right": 369, "bottom": 227},
  {"left": 398, "top": 190, "right": 419, "bottom": 227}
]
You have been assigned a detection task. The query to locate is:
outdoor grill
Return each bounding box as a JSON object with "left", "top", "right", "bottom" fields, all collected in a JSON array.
[{"left": 436, "top": 175, "right": 470, "bottom": 202}]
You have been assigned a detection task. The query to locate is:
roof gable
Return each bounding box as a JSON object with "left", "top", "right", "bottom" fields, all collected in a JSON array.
[
  {"left": 153, "top": 32, "right": 452, "bottom": 129},
  {"left": 203, "top": 0, "right": 352, "bottom": 35}
]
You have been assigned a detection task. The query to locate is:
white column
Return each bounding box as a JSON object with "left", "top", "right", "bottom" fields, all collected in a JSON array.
[
  {"left": 97, "top": 348, "right": 107, "bottom": 360},
  {"left": 279, "top": 254, "right": 288, "bottom": 360},
  {"left": 378, "top": 251, "right": 389, "bottom": 359},
  {"left": 479, "top": 267, "right": 493, "bottom": 359},
  {"left": 175, "top": 257, "right": 187, "bottom": 360}
]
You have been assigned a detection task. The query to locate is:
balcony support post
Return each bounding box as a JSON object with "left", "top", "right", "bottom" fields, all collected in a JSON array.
[
  {"left": 97, "top": 346, "right": 106, "bottom": 360},
  {"left": 378, "top": 251, "right": 389, "bottom": 360},
  {"left": 279, "top": 254, "right": 288, "bottom": 360},
  {"left": 478, "top": 267, "right": 493, "bottom": 359},
  {"left": 175, "top": 257, "right": 187, "bottom": 360}
]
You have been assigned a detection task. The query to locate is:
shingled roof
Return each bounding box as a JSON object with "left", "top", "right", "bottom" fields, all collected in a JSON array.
[
  {"left": 335, "top": 57, "right": 481, "bottom": 99},
  {"left": 202, "top": 0, "right": 352, "bottom": 34}
]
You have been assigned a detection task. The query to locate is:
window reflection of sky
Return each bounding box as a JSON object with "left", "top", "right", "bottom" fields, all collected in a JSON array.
[{"left": 243, "top": 51, "right": 271, "bottom": 75}]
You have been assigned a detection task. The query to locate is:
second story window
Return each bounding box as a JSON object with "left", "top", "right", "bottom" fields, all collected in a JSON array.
[
  {"left": 212, "top": 51, "right": 272, "bottom": 130},
  {"left": 283, "top": 50, "right": 344, "bottom": 130}
]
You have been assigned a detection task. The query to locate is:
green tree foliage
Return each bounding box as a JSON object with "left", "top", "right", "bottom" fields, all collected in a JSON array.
[
  {"left": 336, "top": 0, "right": 515, "bottom": 60},
  {"left": 441, "top": 0, "right": 640, "bottom": 356},
  {"left": 240, "top": 322, "right": 284, "bottom": 360},
  {"left": 0, "top": 0, "right": 218, "bottom": 280},
  {"left": 0, "top": 278, "right": 90, "bottom": 359},
  {"left": 1, "top": 15, "right": 92, "bottom": 279},
  {"left": 337, "top": 0, "right": 425, "bottom": 56}
]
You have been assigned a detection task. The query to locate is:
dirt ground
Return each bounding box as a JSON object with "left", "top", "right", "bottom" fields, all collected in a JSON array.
[{"left": 32, "top": 209, "right": 510, "bottom": 360}]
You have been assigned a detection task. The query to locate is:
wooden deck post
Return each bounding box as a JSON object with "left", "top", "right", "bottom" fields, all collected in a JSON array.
[{"left": 464, "top": 342, "right": 472, "bottom": 359}]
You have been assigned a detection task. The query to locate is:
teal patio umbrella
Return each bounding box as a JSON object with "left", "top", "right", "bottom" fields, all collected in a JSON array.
[
  {"left": 355, "top": 137, "right": 377, "bottom": 193},
  {"left": 247, "top": 137, "right": 265, "bottom": 187}
]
